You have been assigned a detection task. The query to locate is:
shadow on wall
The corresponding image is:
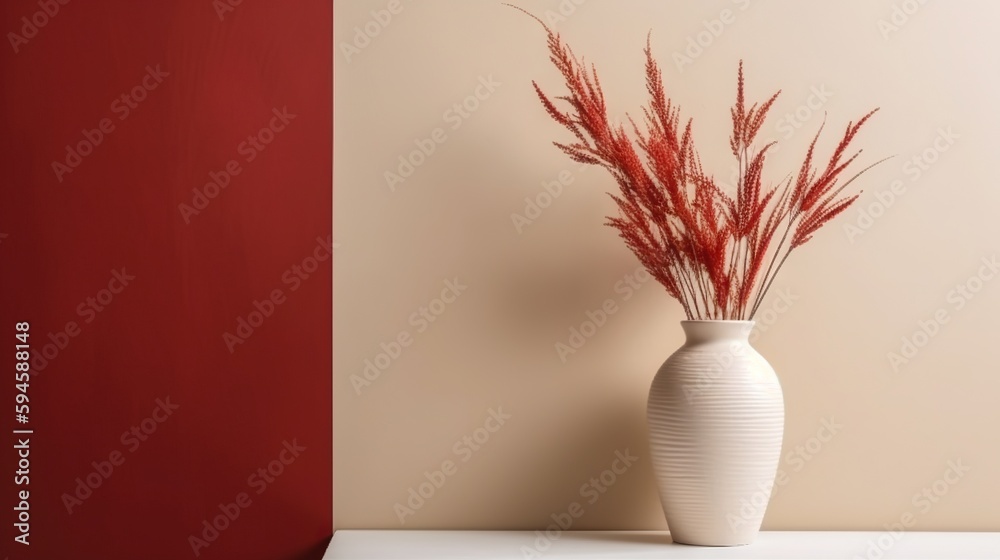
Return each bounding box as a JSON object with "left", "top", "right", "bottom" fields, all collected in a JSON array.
[
  {"left": 379, "top": 104, "right": 679, "bottom": 530},
  {"left": 480, "top": 396, "right": 667, "bottom": 531},
  {"left": 456, "top": 133, "right": 656, "bottom": 354}
]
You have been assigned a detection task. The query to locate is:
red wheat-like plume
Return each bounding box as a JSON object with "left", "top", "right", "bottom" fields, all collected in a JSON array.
[{"left": 516, "top": 7, "right": 886, "bottom": 319}]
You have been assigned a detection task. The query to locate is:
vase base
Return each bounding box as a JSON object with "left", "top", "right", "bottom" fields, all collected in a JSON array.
[{"left": 670, "top": 537, "right": 754, "bottom": 547}]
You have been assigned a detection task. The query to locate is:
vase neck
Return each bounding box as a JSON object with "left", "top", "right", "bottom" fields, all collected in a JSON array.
[{"left": 681, "top": 320, "right": 754, "bottom": 344}]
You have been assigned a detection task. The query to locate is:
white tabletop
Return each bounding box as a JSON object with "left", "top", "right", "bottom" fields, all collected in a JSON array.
[{"left": 324, "top": 530, "right": 1000, "bottom": 559}]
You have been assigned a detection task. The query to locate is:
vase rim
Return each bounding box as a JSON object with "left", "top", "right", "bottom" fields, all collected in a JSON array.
[
  {"left": 680, "top": 320, "right": 755, "bottom": 343},
  {"left": 680, "top": 319, "right": 754, "bottom": 324}
]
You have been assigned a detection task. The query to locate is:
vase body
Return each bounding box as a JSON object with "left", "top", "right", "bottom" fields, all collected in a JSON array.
[{"left": 647, "top": 320, "right": 784, "bottom": 546}]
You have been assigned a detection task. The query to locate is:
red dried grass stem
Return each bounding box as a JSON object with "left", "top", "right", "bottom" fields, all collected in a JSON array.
[{"left": 517, "top": 7, "right": 885, "bottom": 320}]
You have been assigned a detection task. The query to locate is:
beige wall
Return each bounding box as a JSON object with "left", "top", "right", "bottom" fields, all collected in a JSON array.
[{"left": 335, "top": 0, "right": 1000, "bottom": 531}]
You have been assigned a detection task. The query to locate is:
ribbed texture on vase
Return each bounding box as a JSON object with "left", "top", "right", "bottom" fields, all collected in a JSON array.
[{"left": 647, "top": 322, "right": 784, "bottom": 546}]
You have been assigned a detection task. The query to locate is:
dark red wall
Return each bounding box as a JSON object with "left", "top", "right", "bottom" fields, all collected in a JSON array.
[{"left": 1, "top": 1, "right": 331, "bottom": 559}]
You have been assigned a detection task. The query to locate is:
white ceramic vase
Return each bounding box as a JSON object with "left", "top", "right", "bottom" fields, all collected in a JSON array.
[{"left": 646, "top": 320, "right": 784, "bottom": 546}]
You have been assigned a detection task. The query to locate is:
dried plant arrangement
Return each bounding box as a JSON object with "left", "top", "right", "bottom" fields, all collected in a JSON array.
[{"left": 515, "top": 7, "right": 887, "bottom": 320}]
